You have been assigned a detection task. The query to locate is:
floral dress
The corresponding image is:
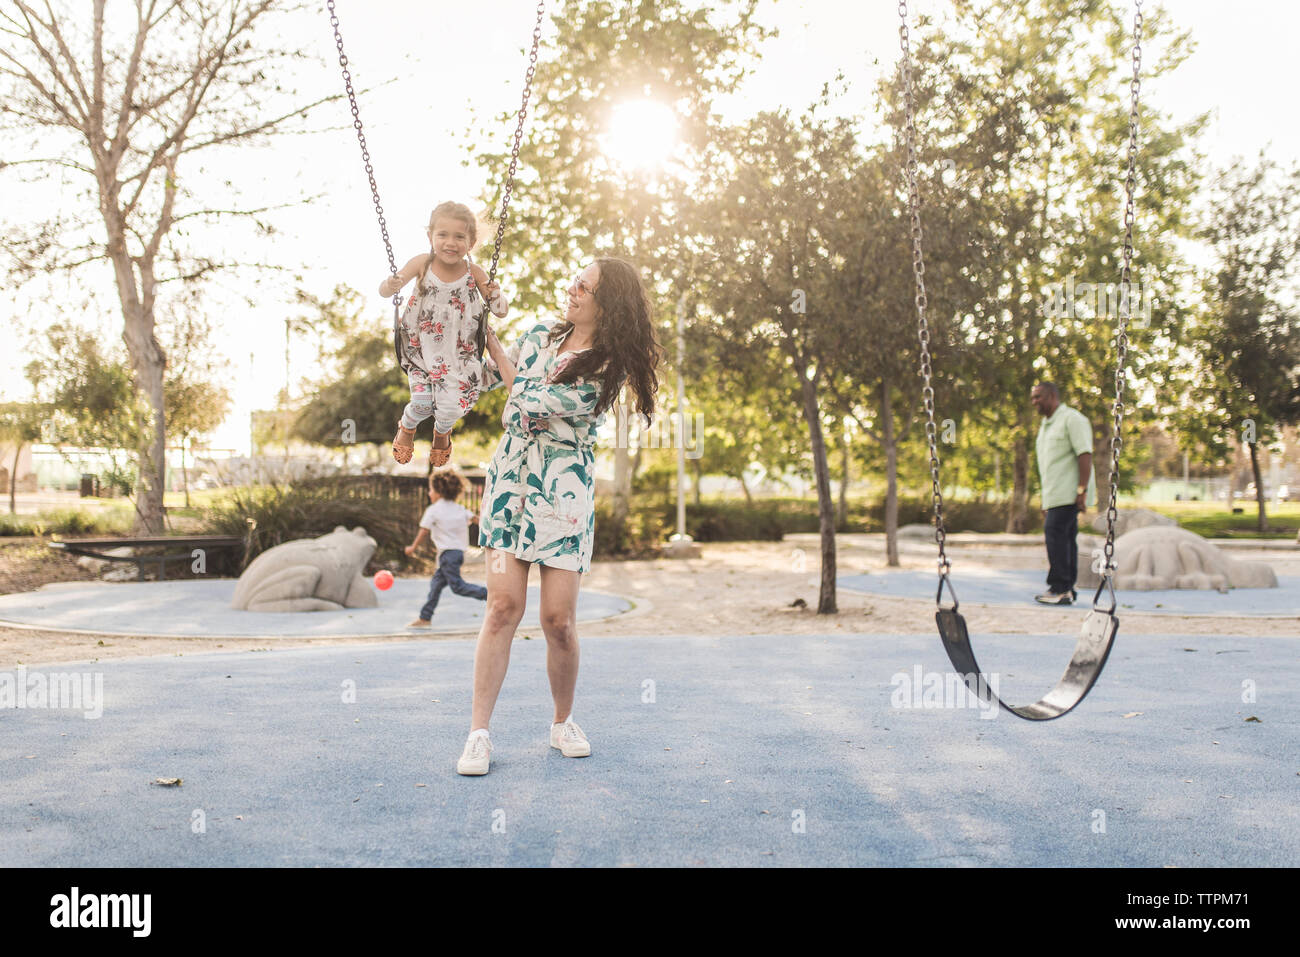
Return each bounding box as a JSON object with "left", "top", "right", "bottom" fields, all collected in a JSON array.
[
  {"left": 394, "top": 264, "right": 487, "bottom": 423},
  {"left": 478, "top": 321, "right": 609, "bottom": 573}
]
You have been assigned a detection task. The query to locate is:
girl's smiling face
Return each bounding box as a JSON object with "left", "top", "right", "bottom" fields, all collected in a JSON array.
[{"left": 428, "top": 216, "right": 472, "bottom": 265}]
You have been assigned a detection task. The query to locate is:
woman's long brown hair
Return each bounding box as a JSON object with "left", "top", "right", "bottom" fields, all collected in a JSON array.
[{"left": 548, "top": 257, "right": 662, "bottom": 419}]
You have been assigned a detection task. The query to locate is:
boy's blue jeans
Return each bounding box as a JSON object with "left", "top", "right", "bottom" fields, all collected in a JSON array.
[{"left": 420, "top": 549, "right": 487, "bottom": 620}]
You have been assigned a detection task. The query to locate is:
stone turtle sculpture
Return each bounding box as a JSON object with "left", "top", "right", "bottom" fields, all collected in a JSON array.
[{"left": 231, "top": 526, "right": 379, "bottom": 612}]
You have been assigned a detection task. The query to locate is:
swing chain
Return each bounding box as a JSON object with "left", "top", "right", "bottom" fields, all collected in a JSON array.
[
  {"left": 327, "top": 0, "right": 400, "bottom": 312},
  {"left": 897, "top": 1, "right": 949, "bottom": 577},
  {"left": 489, "top": 0, "right": 547, "bottom": 287},
  {"left": 1102, "top": 1, "right": 1143, "bottom": 578}
]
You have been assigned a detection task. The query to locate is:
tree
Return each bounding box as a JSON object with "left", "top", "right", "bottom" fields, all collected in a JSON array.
[
  {"left": 1186, "top": 156, "right": 1300, "bottom": 530},
  {"left": 897, "top": 0, "right": 1200, "bottom": 531},
  {"left": 694, "top": 107, "right": 866, "bottom": 613},
  {"left": 1, "top": 0, "right": 337, "bottom": 532},
  {"left": 25, "top": 319, "right": 233, "bottom": 508},
  {"left": 466, "top": 0, "right": 771, "bottom": 539},
  {"left": 0, "top": 401, "right": 47, "bottom": 513},
  {"left": 818, "top": 132, "right": 977, "bottom": 566},
  {"left": 25, "top": 324, "right": 143, "bottom": 495},
  {"left": 678, "top": 323, "right": 806, "bottom": 504}
]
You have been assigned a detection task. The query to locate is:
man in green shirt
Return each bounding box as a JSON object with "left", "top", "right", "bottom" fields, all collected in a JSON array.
[{"left": 1032, "top": 382, "right": 1096, "bottom": 604}]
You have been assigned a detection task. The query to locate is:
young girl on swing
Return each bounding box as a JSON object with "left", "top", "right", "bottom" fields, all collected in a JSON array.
[{"left": 379, "top": 201, "right": 510, "bottom": 467}]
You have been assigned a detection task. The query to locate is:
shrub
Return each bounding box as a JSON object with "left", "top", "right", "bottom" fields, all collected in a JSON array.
[
  {"left": 588, "top": 495, "right": 1040, "bottom": 557},
  {"left": 201, "top": 482, "right": 415, "bottom": 570}
]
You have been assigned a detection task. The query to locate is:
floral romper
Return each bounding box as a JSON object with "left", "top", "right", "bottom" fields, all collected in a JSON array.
[
  {"left": 395, "top": 264, "right": 487, "bottom": 433},
  {"left": 478, "top": 321, "right": 611, "bottom": 573}
]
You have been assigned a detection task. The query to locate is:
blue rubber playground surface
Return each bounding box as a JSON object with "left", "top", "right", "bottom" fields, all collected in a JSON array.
[
  {"left": 2, "top": 631, "right": 1294, "bottom": 867},
  {"left": 0, "top": 579, "right": 633, "bottom": 638},
  {"left": 839, "top": 567, "right": 1300, "bottom": 618}
]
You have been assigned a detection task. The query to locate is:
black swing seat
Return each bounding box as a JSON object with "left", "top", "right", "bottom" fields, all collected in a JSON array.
[{"left": 936, "top": 604, "right": 1118, "bottom": 721}]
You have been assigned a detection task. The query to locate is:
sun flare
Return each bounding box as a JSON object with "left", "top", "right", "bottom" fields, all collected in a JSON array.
[{"left": 604, "top": 99, "right": 678, "bottom": 172}]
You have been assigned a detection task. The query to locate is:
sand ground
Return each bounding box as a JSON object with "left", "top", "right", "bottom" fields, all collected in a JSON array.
[{"left": 2, "top": 537, "right": 1295, "bottom": 668}]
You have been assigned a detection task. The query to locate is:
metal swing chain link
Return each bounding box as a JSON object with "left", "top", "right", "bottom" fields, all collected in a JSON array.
[
  {"left": 1103, "top": 1, "right": 1144, "bottom": 579},
  {"left": 488, "top": 1, "right": 546, "bottom": 286},
  {"left": 327, "top": 0, "right": 401, "bottom": 316},
  {"left": 897, "top": 1, "right": 949, "bottom": 578}
]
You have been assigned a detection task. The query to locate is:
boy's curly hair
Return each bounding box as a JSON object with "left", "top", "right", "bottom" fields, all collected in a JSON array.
[{"left": 429, "top": 470, "right": 464, "bottom": 501}]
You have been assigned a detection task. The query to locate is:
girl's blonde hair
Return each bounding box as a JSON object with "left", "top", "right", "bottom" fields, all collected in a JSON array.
[{"left": 418, "top": 201, "right": 482, "bottom": 293}]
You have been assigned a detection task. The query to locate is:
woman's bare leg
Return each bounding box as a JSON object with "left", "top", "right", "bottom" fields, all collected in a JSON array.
[
  {"left": 538, "top": 564, "right": 583, "bottom": 724},
  {"left": 469, "top": 549, "right": 530, "bottom": 731}
]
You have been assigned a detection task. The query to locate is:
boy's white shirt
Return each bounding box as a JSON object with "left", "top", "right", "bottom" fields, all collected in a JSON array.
[{"left": 419, "top": 498, "right": 474, "bottom": 552}]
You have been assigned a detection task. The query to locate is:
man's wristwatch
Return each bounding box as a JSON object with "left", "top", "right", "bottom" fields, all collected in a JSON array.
[{"left": 1076, "top": 484, "right": 1087, "bottom": 496}]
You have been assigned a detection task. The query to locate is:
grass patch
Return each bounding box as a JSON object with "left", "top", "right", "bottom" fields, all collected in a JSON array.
[
  {"left": 1144, "top": 501, "right": 1299, "bottom": 539},
  {"left": 0, "top": 506, "right": 135, "bottom": 538}
]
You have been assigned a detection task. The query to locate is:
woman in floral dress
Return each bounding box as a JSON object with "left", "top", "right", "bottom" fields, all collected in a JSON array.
[{"left": 454, "top": 257, "right": 662, "bottom": 776}]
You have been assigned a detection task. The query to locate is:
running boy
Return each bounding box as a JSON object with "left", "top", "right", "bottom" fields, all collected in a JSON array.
[{"left": 405, "top": 470, "right": 487, "bottom": 627}]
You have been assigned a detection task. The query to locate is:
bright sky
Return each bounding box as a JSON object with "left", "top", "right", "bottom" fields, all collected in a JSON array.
[{"left": 3, "top": 0, "right": 1297, "bottom": 454}]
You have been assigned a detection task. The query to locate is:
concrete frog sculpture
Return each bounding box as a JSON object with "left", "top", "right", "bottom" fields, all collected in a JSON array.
[
  {"left": 1077, "top": 525, "right": 1276, "bottom": 593},
  {"left": 231, "top": 526, "right": 379, "bottom": 612}
]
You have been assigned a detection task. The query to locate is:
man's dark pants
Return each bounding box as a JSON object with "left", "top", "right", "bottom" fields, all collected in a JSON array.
[
  {"left": 420, "top": 549, "right": 487, "bottom": 620},
  {"left": 1043, "top": 504, "right": 1079, "bottom": 595}
]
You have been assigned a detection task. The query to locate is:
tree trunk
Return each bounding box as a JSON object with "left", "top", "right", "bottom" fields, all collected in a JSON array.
[
  {"left": 1006, "top": 432, "right": 1030, "bottom": 533},
  {"left": 691, "top": 458, "right": 703, "bottom": 505},
  {"left": 797, "top": 368, "right": 837, "bottom": 614},
  {"left": 122, "top": 308, "right": 168, "bottom": 534},
  {"left": 1093, "top": 429, "right": 1110, "bottom": 510},
  {"left": 8, "top": 443, "right": 19, "bottom": 514},
  {"left": 881, "top": 385, "right": 900, "bottom": 567},
  {"left": 735, "top": 471, "right": 753, "bottom": 504},
  {"left": 837, "top": 432, "right": 849, "bottom": 529},
  {"left": 1248, "top": 440, "right": 1268, "bottom": 532},
  {"left": 611, "top": 394, "right": 632, "bottom": 534},
  {"left": 181, "top": 437, "right": 191, "bottom": 509},
  {"left": 104, "top": 173, "right": 169, "bottom": 534}
]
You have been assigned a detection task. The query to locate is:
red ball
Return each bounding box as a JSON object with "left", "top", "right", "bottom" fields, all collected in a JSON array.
[{"left": 373, "top": 570, "right": 394, "bottom": 591}]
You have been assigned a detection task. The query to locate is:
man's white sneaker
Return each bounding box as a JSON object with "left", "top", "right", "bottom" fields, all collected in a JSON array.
[
  {"left": 549, "top": 720, "right": 591, "bottom": 758},
  {"left": 456, "top": 732, "right": 492, "bottom": 775},
  {"left": 1034, "top": 590, "right": 1075, "bottom": 605}
]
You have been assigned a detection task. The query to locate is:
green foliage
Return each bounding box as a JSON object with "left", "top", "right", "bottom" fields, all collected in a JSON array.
[
  {"left": 25, "top": 325, "right": 143, "bottom": 452},
  {"left": 1175, "top": 156, "right": 1300, "bottom": 529},
  {"left": 895, "top": 0, "right": 1202, "bottom": 530},
  {"left": 0, "top": 400, "right": 49, "bottom": 511},
  {"left": 22, "top": 320, "right": 232, "bottom": 486},
  {"left": 468, "top": 0, "right": 772, "bottom": 312},
  {"left": 290, "top": 284, "right": 503, "bottom": 450},
  {"left": 199, "top": 481, "right": 418, "bottom": 568},
  {"left": 590, "top": 495, "right": 1036, "bottom": 557},
  {"left": 1185, "top": 161, "right": 1300, "bottom": 424}
]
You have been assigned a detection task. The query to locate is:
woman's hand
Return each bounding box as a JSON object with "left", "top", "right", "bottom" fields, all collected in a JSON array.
[{"left": 486, "top": 327, "right": 517, "bottom": 393}]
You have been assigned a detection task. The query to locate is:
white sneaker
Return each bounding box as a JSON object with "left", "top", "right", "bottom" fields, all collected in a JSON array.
[
  {"left": 550, "top": 719, "right": 591, "bottom": 758},
  {"left": 1034, "top": 590, "right": 1075, "bottom": 605},
  {"left": 456, "top": 732, "right": 492, "bottom": 775}
]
